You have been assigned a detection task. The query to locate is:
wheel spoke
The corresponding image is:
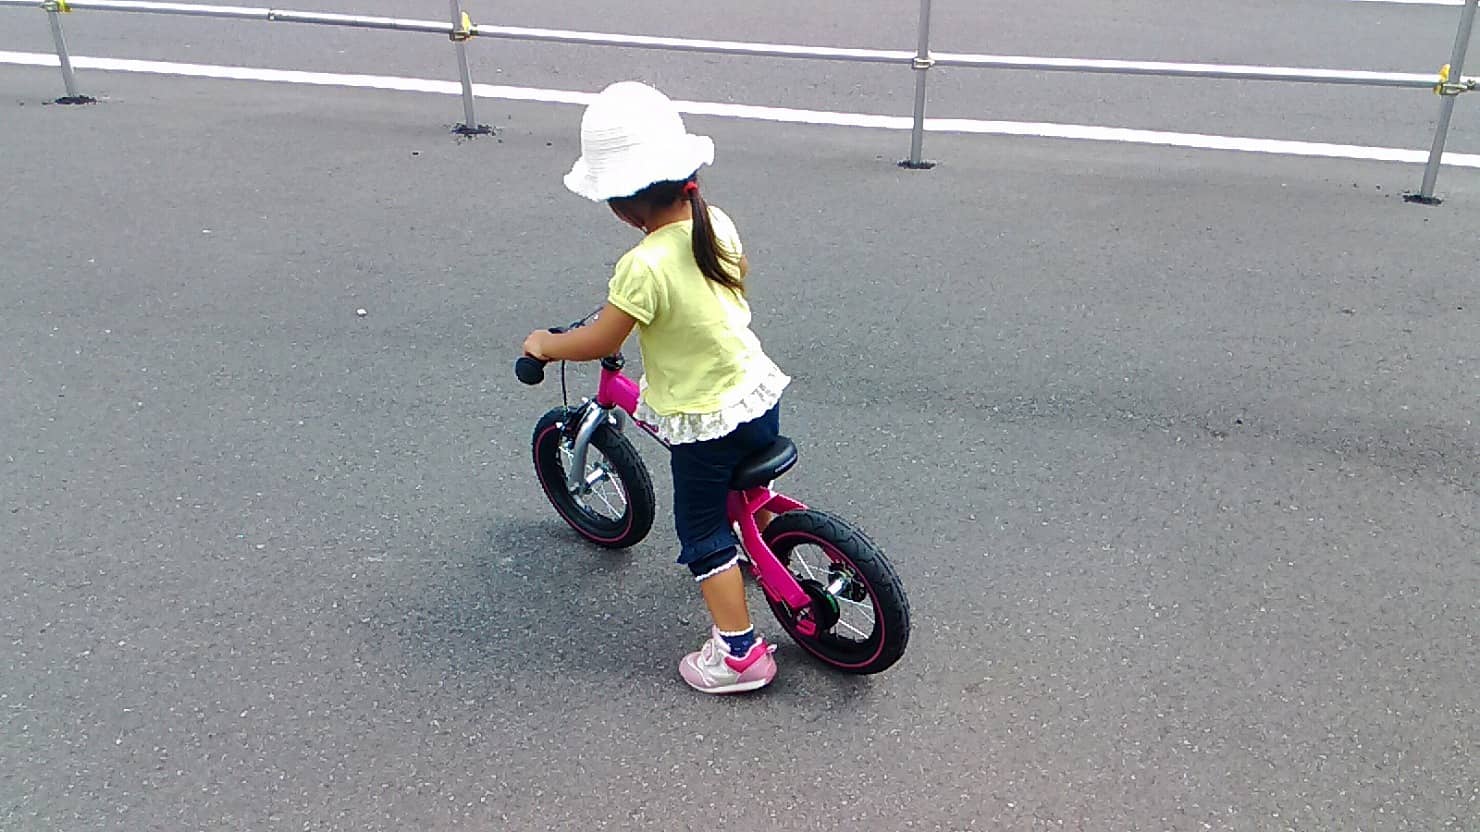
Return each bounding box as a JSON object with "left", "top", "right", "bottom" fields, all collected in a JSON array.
[
  {"left": 561, "top": 444, "right": 628, "bottom": 522},
  {"left": 793, "top": 546, "right": 824, "bottom": 581},
  {"left": 834, "top": 594, "right": 874, "bottom": 639},
  {"left": 589, "top": 477, "right": 626, "bottom": 518},
  {"left": 812, "top": 549, "right": 875, "bottom": 641}
]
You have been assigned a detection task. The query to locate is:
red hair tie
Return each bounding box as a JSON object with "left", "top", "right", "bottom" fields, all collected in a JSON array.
[{"left": 682, "top": 181, "right": 699, "bottom": 197}]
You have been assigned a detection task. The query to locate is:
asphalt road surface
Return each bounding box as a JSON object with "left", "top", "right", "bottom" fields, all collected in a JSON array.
[{"left": 3, "top": 1, "right": 1478, "bottom": 830}]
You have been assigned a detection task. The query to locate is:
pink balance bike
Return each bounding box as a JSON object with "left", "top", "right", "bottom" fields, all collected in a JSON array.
[{"left": 515, "top": 313, "right": 910, "bottom": 674}]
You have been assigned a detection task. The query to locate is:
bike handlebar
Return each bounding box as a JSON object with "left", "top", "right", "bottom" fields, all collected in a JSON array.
[
  {"left": 514, "top": 319, "right": 585, "bottom": 386},
  {"left": 515, "top": 355, "right": 547, "bottom": 385}
]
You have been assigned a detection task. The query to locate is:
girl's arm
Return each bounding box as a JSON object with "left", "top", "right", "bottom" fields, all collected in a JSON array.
[{"left": 523, "top": 303, "right": 637, "bottom": 363}]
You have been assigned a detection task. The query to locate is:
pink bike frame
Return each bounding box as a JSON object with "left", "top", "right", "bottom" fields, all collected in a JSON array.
[{"left": 593, "top": 362, "right": 816, "bottom": 634}]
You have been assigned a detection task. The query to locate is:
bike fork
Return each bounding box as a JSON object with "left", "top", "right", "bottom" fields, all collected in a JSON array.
[{"left": 564, "top": 403, "right": 617, "bottom": 495}]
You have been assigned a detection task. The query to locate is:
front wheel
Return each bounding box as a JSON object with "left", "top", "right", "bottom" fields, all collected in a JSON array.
[
  {"left": 760, "top": 510, "right": 910, "bottom": 674},
  {"left": 532, "top": 407, "right": 655, "bottom": 549}
]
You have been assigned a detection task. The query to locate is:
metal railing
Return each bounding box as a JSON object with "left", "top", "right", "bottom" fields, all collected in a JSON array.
[{"left": 3, "top": 0, "right": 1477, "bottom": 201}]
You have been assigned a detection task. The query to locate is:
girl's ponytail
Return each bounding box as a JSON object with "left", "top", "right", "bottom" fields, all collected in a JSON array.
[
  {"left": 609, "top": 176, "right": 744, "bottom": 294},
  {"left": 684, "top": 179, "right": 745, "bottom": 294}
]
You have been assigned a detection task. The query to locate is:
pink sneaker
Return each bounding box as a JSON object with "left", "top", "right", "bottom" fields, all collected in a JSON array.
[{"left": 679, "top": 628, "right": 778, "bottom": 694}]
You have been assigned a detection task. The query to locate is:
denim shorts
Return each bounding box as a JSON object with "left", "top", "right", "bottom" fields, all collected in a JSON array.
[{"left": 669, "top": 403, "right": 781, "bottom": 579}]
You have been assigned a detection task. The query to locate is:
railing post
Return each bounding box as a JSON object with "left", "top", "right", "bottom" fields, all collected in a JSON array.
[
  {"left": 1406, "top": 0, "right": 1476, "bottom": 205},
  {"left": 43, "top": 0, "right": 94, "bottom": 104},
  {"left": 448, "top": 0, "right": 490, "bottom": 135},
  {"left": 901, "top": 0, "right": 935, "bottom": 169}
]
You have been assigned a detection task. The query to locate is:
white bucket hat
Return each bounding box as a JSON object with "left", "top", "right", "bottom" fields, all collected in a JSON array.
[{"left": 563, "top": 81, "right": 715, "bottom": 201}]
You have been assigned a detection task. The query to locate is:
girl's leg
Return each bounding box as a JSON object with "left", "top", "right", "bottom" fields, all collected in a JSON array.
[
  {"left": 698, "top": 565, "right": 749, "bottom": 632},
  {"left": 670, "top": 413, "right": 783, "bottom": 693},
  {"left": 670, "top": 440, "right": 747, "bottom": 617}
]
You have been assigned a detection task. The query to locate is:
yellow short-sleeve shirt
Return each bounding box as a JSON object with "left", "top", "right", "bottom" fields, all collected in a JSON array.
[{"left": 606, "top": 206, "right": 781, "bottom": 417}]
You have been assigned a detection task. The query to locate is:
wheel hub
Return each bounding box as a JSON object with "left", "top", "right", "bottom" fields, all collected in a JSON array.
[{"left": 798, "top": 579, "right": 841, "bottom": 632}]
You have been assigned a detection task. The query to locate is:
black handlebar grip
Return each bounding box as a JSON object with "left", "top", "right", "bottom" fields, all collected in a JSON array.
[{"left": 515, "top": 355, "right": 547, "bottom": 385}]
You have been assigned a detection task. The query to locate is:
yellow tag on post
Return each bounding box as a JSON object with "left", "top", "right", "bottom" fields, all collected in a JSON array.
[{"left": 1435, "top": 64, "right": 1450, "bottom": 95}]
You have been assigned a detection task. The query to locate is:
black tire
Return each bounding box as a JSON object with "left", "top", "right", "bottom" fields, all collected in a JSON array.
[
  {"left": 760, "top": 509, "right": 910, "bottom": 674},
  {"left": 532, "top": 406, "right": 656, "bottom": 549}
]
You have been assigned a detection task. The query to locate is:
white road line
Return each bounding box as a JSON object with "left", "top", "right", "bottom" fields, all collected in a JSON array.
[
  {"left": 3, "top": 50, "right": 1478, "bottom": 170},
  {"left": 1345, "top": 0, "right": 1464, "bottom": 6}
]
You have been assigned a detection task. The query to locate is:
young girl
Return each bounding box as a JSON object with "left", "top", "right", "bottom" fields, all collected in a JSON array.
[{"left": 522, "top": 81, "right": 789, "bottom": 695}]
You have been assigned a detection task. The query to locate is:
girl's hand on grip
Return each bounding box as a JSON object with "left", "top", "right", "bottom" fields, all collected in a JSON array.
[{"left": 522, "top": 330, "right": 552, "bottom": 362}]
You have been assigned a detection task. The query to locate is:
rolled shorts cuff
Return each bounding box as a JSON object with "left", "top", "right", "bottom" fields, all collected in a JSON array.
[
  {"left": 690, "top": 552, "right": 741, "bottom": 582},
  {"left": 680, "top": 532, "right": 740, "bottom": 578}
]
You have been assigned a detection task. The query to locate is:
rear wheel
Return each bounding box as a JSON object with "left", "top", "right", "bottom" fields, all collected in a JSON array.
[
  {"left": 532, "top": 407, "right": 655, "bottom": 549},
  {"left": 760, "top": 510, "right": 910, "bottom": 674}
]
